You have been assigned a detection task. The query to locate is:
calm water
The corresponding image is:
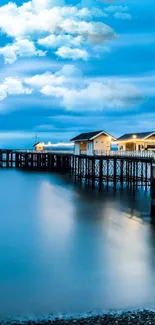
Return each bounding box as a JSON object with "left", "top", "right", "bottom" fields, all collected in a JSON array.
[{"left": 0, "top": 169, "right": 155, "bottom": 318}]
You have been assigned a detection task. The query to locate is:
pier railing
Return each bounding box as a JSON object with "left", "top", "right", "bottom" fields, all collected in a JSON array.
[
  {"left": 95, "top": 150, "right": 155, "bottom": 161},
  {"left": 1, "top": 149, "right": 155, "bottom": 161},
  {"left": 16, "top": 149, "right": 74, "bottom": 154}
]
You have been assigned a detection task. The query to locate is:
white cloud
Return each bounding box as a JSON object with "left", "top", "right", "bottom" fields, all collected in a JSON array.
[
  {"left": 38, "top": 34, "right": 84, "bottom": 49},
  {"left": 0, "top": 2, "right": 114, "bottom": 38},
  {"left": 25, "top": 72, "right": 66, "bottom": 87},
  {"left": 32, "top": 0, "right": 65, "bottom": 12},
  {"left": 104, "top": 5, "right": 132, "bottom": 20},
  {"left": 0, "top": 45, "right": 17, "bottom": 65},
  {"left": 0, "top": 39, "right": 46, "bottom": 64},
  {"left": 55, "top": 46, "right": 89, "bottom": 60},
  {"left": 0, "top": 77, "right": 32, "bottom": 101},
  {"left": 105, "top": 6, "right": 129, "bottom": 13},
  {"left": 25, "top": 65, "right": 145, "bottom": 110},
  {"left": 41, "top": 85, "right": 67, "bottom": 98},
  {"left": 0, "top": 87, "right": 7, "bottom": 101},
  {"left": 0, "top": 64, "right": 144, "bottom": 111},
  {"left": 25, "top": 65, "right": 83, "bottom": 87},
  {"left": 0, "top": 0, "right": 118, "bottom": 63},
  {"left": 114, "top": 12, "right": 132, "bottom": 20},
  {"left": 55, "top": 64, "right": 83, "bottom": 78},
  {"left": 3, "top": 77, "right": 32, "bottom": 95},
  {"left": 26, "top": 65, "right": 143, "bottom": 111},
  {"left": 41, "top": 81, "right": 143, "bottom": 110},
  {"left": 59, "top": 20, "right": 117, "bottom": 44}
]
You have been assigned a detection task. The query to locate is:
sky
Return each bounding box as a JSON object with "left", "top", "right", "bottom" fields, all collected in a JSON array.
[{"left": 0, "top": 0, "right": 154, "bottom": 148}]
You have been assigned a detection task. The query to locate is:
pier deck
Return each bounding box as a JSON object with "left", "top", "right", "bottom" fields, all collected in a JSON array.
[{"left": 0, "top": 149, "right": 154, "bottom": 189}]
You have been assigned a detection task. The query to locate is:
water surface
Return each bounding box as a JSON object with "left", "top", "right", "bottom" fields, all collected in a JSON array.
[{"left": 0, "top": 169, "right": 155, "bottom": 318}]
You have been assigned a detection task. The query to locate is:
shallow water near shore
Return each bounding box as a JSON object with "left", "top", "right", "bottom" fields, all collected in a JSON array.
[{"left": 0, "top": 169, "right": 155, "bottom": 318}]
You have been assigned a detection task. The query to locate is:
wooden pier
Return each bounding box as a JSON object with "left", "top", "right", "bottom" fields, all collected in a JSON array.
[{"left": 0, "top": 150, "right": 154, "bottom": 189}]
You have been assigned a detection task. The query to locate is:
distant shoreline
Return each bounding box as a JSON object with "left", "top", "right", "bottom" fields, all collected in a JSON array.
[{"left": 1, "top": 310, "right": 155, "bottom": 325}]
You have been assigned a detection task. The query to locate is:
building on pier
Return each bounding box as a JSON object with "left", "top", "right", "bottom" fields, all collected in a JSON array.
[
  {"left": 34, "top": 142, "right": 45, "bottom": 151},
  {"left": 71, "top": 130, "right": 116, "bottom": 155},
  {"left": 116, "top": 131, "right": 155, "bottom": 151}
]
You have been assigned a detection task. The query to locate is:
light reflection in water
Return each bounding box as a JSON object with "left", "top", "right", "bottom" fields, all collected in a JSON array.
[
  {"left": 0, "top": 170, "right": 155, "bottom": 317},
  {"left": 37, "top": 180, "right": 74, "bottom": 240}
]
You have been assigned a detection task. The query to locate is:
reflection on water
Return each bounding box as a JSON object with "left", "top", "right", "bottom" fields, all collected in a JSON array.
[{"left": 0, "top": 169, "right": 155, "bottom": 317}]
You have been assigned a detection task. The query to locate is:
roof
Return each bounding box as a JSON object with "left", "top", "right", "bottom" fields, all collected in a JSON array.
[
  {"left": 117, "top": 131, "right": 155, "bottom": 142},
  {"left": 33, "top": 142, "right": 43, "bottom": 147},
  {"left": 71, "top": 130, "right": 116, "bottom": 142}
]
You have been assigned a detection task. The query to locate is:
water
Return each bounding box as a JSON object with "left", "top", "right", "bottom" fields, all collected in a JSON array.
[{"left": 0, "top": 169, "right": 155, "bottom": 318}]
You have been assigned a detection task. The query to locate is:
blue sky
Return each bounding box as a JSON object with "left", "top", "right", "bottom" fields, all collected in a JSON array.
[{"left": 0, "top": 0, "right": 154, "bottom": 148}]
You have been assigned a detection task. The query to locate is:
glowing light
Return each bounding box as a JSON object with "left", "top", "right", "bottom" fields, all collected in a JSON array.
[
  {"left": 51, "top": 142, "right": 74, "bottom": 147},
  {"left": 132, "top": 135, "right": 137, "bottom": 139},
  {"left": 38, "top": 142, "right": 74, "bottom": 148}
]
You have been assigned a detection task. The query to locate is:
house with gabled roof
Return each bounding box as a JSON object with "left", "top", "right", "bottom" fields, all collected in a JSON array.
[
  {"left": 116, "top": 131, "right": 155, "bottom": 151},
  {"left": 71, "top": 130, "right": 116, "bottom": 155},
  {"left": 34, "top": 142, "right": 45, "bottom": 151}
]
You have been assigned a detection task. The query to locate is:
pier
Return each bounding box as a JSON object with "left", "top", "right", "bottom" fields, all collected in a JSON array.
[{"left": 0, "top": 149, "right": 154, "bottom": 190}]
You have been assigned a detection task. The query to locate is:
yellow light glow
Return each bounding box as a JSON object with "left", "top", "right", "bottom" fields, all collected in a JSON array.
[{"left": 132, "top": 135, "right": 137, "bottom": 139}]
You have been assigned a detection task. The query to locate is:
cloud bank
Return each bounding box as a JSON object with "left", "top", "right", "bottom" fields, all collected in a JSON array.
[
  {"left": 0, "top": 0, "right": 119, "bottom": 63},
  {"left": 0, "top": 64, "right": 144, "bottom": 111}
]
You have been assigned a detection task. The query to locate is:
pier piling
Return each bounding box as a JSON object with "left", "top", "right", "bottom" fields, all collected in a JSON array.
[
  {"left": 151, "top": 166, "right": 155, "bottom": 220},
  {"left": 0, "top": 150, "right": 153, "bottom": 191}
]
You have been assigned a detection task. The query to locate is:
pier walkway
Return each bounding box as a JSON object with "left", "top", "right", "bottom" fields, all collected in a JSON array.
[{"left": 0, "top": 149, "right": 154, "bottom": 189}]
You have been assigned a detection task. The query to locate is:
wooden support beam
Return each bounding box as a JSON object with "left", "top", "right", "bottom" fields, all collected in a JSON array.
[
  {"left": 133, "top": 160, "right": 135, "bottom": 188},
  {"left": 151, "top": 165, "right": 155, "bottom": 221},
  {"left": 136, "top": 161, "right": 138, "bottom": 188},
  {"left": 141, "top": 161, "right": 144, "bottom": 186},
  {"left": 99, "top": 159, "right": 103, "bottom": 190},
  {"left": 129, "top": 160, "right": 132, "bottom": 186},
  {"left": 145, "top": 162, "right": 148, "bottom": 191},
  {"left": 78, "top": 156, "right": 80, "bottom": 179},
  {"left": 79, "top": 157, "right": 82, "bottom": 184},
  {"left": 107, "top": 159, "right": 109, "bottom": 188},
  {"left": 120, "top": 159, "right": 124, "bottom": 189},
  {"left": 92, "top": 158, "right": 95, "bottom": 189},
  {"left": 74, "top": 157, "right": 77, "bottom": 182},
  {"left": 113, "top": 158, "right": 116, "bottom": 190}
]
